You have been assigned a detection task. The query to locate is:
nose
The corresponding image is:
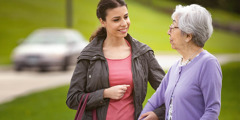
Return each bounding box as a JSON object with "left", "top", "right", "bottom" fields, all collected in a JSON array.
[
  {"left": 121, "top": 19, "right": 127, "bottom": 27},
  {"left": 168, "top": 29, "right": 171, "bottom": 35}
]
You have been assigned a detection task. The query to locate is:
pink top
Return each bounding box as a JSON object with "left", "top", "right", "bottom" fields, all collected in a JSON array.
[{"left": 106, "top": 50, "right": 134, "bottom": 120}]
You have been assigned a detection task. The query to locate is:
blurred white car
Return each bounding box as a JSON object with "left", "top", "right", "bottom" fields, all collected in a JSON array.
[{"left": 11, "top": 28, "right": 88, "bottom": 71}]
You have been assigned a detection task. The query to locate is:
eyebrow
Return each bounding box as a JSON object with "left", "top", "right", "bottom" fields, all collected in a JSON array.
[{"left": 112, "top": 13, "right": 128, "bottom": 19}]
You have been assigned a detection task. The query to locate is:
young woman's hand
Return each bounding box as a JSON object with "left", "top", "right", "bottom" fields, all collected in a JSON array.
[
  {"left": 138, "top": 111, "right": 158, "bottom": 120},
  {"left": 104, "top": 85, "right": 130, "bottom": 100}
]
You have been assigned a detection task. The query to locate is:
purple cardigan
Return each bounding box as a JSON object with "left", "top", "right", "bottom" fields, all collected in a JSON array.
[{"left": 140, "top": 50, "right": 222, "bottom": 120}]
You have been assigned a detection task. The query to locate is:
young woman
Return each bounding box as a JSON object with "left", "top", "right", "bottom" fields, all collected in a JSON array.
[{"left": 66, "top": 0, "right": 165, "bottom": 119}]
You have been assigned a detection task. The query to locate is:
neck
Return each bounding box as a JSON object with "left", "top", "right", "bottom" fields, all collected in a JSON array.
[
  {"left": 104, "top": 36, "right": 127, "bottom": 48},
  {"left": 178, "top": 46, "right": 203, "bottom": 63}
]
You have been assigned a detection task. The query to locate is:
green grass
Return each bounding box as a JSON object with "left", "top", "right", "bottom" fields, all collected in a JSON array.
[
  {"left": 210, "top": 8, "right": 240, "bottom": 25},
  {"left": 0, "top": 0, "right": 100, "bottom": 64},
  {"left": 0, "top": 0, "right": 66, "bottom": 64},
  {"left": 219, "top": 62, "right": 240, "bottom": 120},
  {"left": 205, "top": 29, "right": 240, "bottom": 53},
  {"left": 72, "top": 0, "right": 99, "bottom": 39},
  {"left": 0, "top": 86, "right": 76, "bottom": 120},
  {"left": 0, "top": 62, "right": 239, "bottom": 119},
  {"left": 0, "top": 0, "right": 240, "bottom": 65},
  {"left": 128, "top": 1, "right": 173, "bottom": 52},
  {"left": 128, "top": 0, "right": 240, "bottom": 53}
]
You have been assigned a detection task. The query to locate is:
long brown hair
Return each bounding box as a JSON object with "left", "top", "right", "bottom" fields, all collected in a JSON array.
[{"left": 89, "top": 0, "right": 127, "bottom": 42}]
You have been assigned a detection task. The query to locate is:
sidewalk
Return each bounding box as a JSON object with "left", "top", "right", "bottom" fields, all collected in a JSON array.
[
  {"left": 0, "top": 53, "right": 240, "bottom": 104},
  {"left": 155, "top": 53, "right": 240, "bottom": 70},
  {"left": 0, "top": 68, "right": 74, "bottom": 104}
]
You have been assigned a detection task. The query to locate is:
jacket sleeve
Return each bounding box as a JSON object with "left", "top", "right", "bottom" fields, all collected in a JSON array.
[
  {"left": 66, "top": 59, "right": 106, "bottom": 110},
  {"left": 146, "top": 51, "right": 166, "bottom": 119},
  {"left": 146, "top": 51, "right": 165, "bottom": 89}
]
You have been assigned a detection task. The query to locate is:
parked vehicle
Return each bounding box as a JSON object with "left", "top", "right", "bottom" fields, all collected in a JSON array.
[{"left": 11, "top": 28, "right": 88, "bottom": 71}]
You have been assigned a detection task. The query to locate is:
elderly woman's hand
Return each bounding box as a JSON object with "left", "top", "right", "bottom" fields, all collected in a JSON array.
[{"left": 139, "top": 111, "right": 159, "bottom": 120}]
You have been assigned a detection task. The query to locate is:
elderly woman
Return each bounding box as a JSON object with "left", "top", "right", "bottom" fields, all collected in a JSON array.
[{"left": 139, "top": 4, "right": 222, "bottom": 120}]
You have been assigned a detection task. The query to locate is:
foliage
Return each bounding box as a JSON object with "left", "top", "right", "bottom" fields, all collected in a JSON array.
[
  {"left": 173, "top": 0, "right": 240, "bottom": 14},
  {"left": 128, "top": 0, "right": 240, "bottom": 27}
]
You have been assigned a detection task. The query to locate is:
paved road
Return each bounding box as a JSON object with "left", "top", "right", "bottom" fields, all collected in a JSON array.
[
  {"left": 0, "top": 67, "right": 74, "bottom": 104},
  {"left": 0, "top": 53, "right": 239, "bottom": 104}
]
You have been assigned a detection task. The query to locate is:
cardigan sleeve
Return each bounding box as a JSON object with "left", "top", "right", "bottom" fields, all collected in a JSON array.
[
  {"left": 139, "top": 70, "right": 171, "bottom": 120},
  {"left": 145, "top": 51, "right": 166, "bottom": 119},
  {"left": 199, "top": 59, "right": 222, "bottom": 120}
]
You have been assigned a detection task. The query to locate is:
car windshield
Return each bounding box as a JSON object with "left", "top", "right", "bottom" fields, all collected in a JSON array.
[{"left": 24, "top": 32, "right": 67, "bottom": 44}]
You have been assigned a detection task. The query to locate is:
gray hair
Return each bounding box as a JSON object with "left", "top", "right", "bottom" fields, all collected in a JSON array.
[{"left": 172, "top": 4, "right": 213, "bottom": 47}]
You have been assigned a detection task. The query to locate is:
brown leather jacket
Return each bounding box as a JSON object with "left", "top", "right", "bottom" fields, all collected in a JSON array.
[{"left": 66, "top": 34, "right": 165, "bottom": 120}]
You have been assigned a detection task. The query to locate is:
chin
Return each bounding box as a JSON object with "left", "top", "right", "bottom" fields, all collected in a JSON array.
[
  {"left": 171, "top": 45, "right": 176, "bottom": 50},
  {"left": 118, "top": 33, "right": 128, "bottom": 38}
]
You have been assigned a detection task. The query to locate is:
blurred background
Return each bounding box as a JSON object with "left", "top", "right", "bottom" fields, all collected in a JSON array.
[{"left": 0, "top": 0, "right": 239, "bottom": 119}]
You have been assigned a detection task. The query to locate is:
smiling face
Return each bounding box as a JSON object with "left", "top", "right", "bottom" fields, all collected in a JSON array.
[{"left": 100, "top": 6, "right": 130, "bottom": 39}]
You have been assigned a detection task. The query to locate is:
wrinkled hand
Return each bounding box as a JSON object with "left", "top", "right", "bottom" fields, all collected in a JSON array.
[
  {"left": 139, "top": 111, "right": 158, "bottom": 120},
  {"left": 104, "top": 85, "right": 130, "bottom": 100}
]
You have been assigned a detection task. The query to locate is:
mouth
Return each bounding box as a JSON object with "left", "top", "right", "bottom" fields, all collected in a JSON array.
[
  {"left": 119, "top": 28, "right": 128, "bottom": 33},
  {"left": 169, "top": 38, "right": 173, "bottom": 44}
]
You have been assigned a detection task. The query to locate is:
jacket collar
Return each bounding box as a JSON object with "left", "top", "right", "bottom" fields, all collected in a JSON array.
[{"left": 78, "top": 34, "right": 152, "bottom": 60}]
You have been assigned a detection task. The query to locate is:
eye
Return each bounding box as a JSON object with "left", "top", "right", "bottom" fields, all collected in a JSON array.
[
  {"left": 124, "top": 15, "right": 128, "bottom": 19},
  {"left": 113, "top": 19, "right": 119, "bottom": 22}
]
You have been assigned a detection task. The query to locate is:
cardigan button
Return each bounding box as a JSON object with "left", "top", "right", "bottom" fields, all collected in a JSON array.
[{"left": 89, "top": 75, "right": 91, "bottom": 78}]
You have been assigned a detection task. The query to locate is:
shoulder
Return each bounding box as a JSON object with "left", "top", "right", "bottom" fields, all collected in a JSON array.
[
  {"left": 125, "top": 34, "right": 153, "bottom": 57},
  {"left": 131, "top": 38, "right": 152, "bottom": 51},
  {"left": 81, "top": 37, "right": 102, "bottom": 53},
  {"left": 78, "top": 37, "right": 105, "bottom": 60},
  {"left": 198, "top": 50, "right": 222, "bottom": 76},
  {"left": 199, "top": 50, "right": 220, "bottom": 66},
  {"left": 198, "top": 51, "right": 222, "bottom": 84}
]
